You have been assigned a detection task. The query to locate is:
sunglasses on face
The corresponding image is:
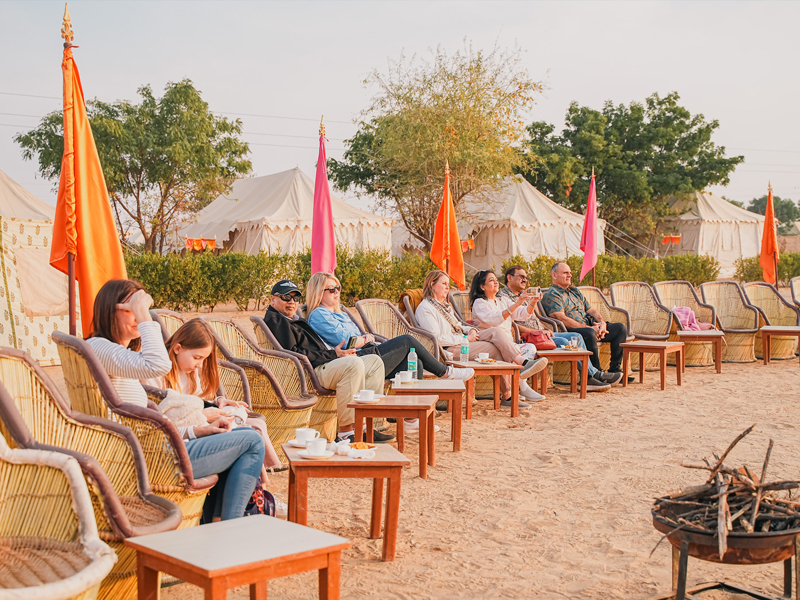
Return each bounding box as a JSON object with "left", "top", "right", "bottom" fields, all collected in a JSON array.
[
  {"left": 324, "top": 285, "right": 341, "bottom": 293},
  {"left": 515, "top": 274, "right": 528, "bottom": 281},
  {"left": 276, "top": 293, "right": 302, "bottom": 303}
]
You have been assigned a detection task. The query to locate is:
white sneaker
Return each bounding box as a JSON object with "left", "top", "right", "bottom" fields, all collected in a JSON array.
[
  {"left": 403, "top": 419, "right": 440, "bottom": 433},
  {"left": 519, "top": 381, "right": 545, "bottom": 402},
  {"left": 445, "top": 366, "right": 475, "bottom": 381}
]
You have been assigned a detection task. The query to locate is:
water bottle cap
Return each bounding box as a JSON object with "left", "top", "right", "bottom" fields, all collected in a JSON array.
[{"left": 410, "top": 348, "right": 415, "bottom": 352}]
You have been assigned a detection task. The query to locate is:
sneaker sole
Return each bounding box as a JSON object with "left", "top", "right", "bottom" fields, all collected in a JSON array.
[{"left": 520, "top": 358, "right": 548, "bottom": 378}]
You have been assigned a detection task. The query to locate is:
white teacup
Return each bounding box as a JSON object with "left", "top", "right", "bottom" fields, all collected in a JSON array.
[
  {"left": 305, "top": 438, "right": 328, "bottom": 456},
  {"left": 359, "top": 389, "right": 375, "bottom": 401},
  {"left": 295, "top": 428, "right": 320, "bottom": 444},
  {"left": 478, "top": 352, "right": 489, "bottom": 361},
  {"left": 399, "top": 371, "right": 413, "bottom": 383}
]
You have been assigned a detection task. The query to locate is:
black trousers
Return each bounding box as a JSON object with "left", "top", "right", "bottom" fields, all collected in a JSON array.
[
  {"left": 365, "top": 334, "right": 447, "bottom": 380},
  {"left": 566, "top": 322, "right": 627, "bottom": 371}
]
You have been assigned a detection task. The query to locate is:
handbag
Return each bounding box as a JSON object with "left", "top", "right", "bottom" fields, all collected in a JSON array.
[{"left": 521, "top": 331, "right": 556, "bottom": 350}]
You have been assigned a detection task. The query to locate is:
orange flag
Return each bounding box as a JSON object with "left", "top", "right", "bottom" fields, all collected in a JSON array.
[
  {"left": 759, "top": 183, "right": 779, "bottom": 285},
  {"left": 50, "top": 37, "right": 126, "bottom": 338},
  {"left": 429, "top": 161, "right": 465, "bottom": 290}
]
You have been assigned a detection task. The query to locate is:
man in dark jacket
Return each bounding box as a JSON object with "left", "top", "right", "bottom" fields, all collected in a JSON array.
[{"left": 263, "top": 280, "right": 393, "bottom": 443}]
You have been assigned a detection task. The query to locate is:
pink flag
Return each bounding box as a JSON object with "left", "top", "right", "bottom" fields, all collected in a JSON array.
[
  {"left": 579, "top": 170, "right": 598, "bottom": 283},
  {"left": 311, "top": 119, "right": 336, "bottom": 274}
]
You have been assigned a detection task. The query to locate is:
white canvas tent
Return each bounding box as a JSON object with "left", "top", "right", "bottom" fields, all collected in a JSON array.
[
  {"left": 0, "top": 169, "right": 76, "bottom": 365},
  {"left": 181, "top": 168, "right": 393, "bottom": 255},
  {"left": 393, "top": 175, "right": 606, "bottom": 270},
  {"left": 658, "top": 191, "right": 765, "bottom": 277}
]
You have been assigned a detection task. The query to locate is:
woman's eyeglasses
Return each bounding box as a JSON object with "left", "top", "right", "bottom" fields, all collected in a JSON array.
[
  {"left": 277, "top": 293, "right": 302, "bottom": 303},
  {"left": 324, "top": 285, "right": 342, "bottom": 294}
]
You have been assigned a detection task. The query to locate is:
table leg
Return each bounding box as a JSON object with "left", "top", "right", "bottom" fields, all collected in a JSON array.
[
  {"left": 660, "top": 350, "right": 667, "bottom": 391},
  {"left": 453, "top": 393, "right": 463, "bottom": 451},
  {"left": 137, "top": 557, "right": 160, "bottom": 600},
  {"left": 493, "top": 375, "right": 501, "bottom": 409},
  {"left": 676, "top": 349, "right": 683, "bottom": 386},
  {"left": 570, "top": 359, "right": 577, "bottom": 394},
  {"left": 383, "top": 468, "right": 402, "bottom": 561},
  {"left": 250, "top": 581, "right": 267, "bottom": 600},
  {"left": 355, "top": 413, "right": 364, "bottom": 445},
  {"left": 205, "top": 578, "right": 228, "bottom": 600},
  {"left": 579, "top": 358, "right": 588, "bottom": 400},
  {"left": 541, "top": 368, "right": 548, "bottom": 396},
  {"left": 296, "top": 471, "right": 309, "bottom": 526},
  {"left": 466, "top": 376, "right": 474, "bottom": 420},
  {"left": 370, "top": 478, "right": 384, "bottom": 539},
  {"left": 288, "top": 466, "right": 297, "bottom": 523},
  {"left": 639, "top": 352, "right": 645, "bottom": 383},
  {"left": 764, "top": 333, "right": 770, "bottom": 365},
  {"left": 715, "top": 338, "right": 722, "bottom": 373},
  {"left": 427, "top": 409, "right": 435, "bottom": 467},
  {"left": 319, "top": 550, "right": 342, "bottom": 600},
  {"left": 418, "top": 409, "right": 428, "bottom": 479},
  {"left": 396, "top": 418, "right": 405, "bottom": 453},
  {"left": 622, "top": 350, "right": 629, "bottom": 388},
  {"left": 366, "top": 417, "right": 374, "bottom": 443},
  {"left": 511, "top": 370, "right": 520, "bottom": 418}
]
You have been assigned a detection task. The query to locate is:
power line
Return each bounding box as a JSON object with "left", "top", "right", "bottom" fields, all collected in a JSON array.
[{"left": 0, "top": 92, "right": 59, "bottom": 100}]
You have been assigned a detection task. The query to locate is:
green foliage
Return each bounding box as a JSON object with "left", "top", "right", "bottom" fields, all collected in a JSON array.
[
  {"left": 15, "top": 79, "right": 251, "bottom": 253},
  {"left": 734, "top": 253, "right": 800, "bottom": 286},
  {"left": 329, "top": 43, "right": 542, "bottom": 248},
  {"left": 746, "top": 195, "right": 800, "bottom": 235},
  {"left": 662, "top": 254, "right": 720, "bottom": 287},
  {"left": 518, "top": 92, "right": 743, "bottom": 243}
]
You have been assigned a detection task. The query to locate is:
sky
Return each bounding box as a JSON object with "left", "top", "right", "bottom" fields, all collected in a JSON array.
[{"left": 1, "top": 0, "right": 798, "bottom": 215}]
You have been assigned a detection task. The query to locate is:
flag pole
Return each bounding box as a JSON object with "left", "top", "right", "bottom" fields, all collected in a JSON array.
[
  {"left": 62, "top": 4, "right": 77, "bottom": 336},
  {"left": 770, "top": 182, "right": 778, "bottom": 285},
  {"left": 591, "top": 167, "right": 596, "bottom": 288},
  {"left": 444, "top": 160, "right": 450, "bottom": 276}
]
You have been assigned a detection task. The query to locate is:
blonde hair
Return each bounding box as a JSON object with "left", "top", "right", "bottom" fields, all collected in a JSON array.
[
  {"left": 163, "top": 318, "right": 219, "bottom": 400},
  {"left": 422, "top": 270, "right": 450, "bottom": 300},
  {"left": 306, "top": 272, "right": 342, "bottom": 316}
]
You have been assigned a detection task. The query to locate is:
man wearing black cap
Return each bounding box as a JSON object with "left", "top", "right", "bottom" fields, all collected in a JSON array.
[{"left": 263, "top": 280, "right": 394, "bottom": 443}]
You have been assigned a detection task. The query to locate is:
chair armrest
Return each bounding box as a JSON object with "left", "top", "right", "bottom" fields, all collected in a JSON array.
[
  {"left": 227, "top": 357, "right": 319, "bottom": 411},
  {"left": 218, "top": 359, "right": 252, "bottom": 408}
]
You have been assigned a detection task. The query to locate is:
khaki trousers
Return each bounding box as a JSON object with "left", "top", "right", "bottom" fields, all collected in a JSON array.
[
  {"left": 446, "top": 327, "right": 522, "bottom": 398},
  {"left": 314, "top": 354, "right": 384, "bottom": 428}
]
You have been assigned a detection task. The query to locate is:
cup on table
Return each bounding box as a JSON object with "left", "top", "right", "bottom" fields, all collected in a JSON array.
[
  {"left": 305, "top": 438, "right": 327, "bottom": 456},
  {"left": 295, "top": 428, "right": 320, "bottom": 444},
  {"left": 359, "top": 389, "right": 375, "bottom": 401},
  {"left": 478, "top": 352, "right": 489, "bottom": 361},
  {"left": 399, "top": 371, "right": 412, "bottom": 383}
]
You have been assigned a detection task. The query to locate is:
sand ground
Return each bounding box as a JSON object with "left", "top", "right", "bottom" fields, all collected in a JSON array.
[{"left": 44, "top": 306, "right": 800, "bottom": 600}]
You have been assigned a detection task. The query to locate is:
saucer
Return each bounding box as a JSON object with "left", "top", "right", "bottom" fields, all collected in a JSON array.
[
  {"left": 288, "top": 439, "right": 313, "bottom": 448},
  {"left": 297, "top": 449, "right": 335, "bottom": 460}
]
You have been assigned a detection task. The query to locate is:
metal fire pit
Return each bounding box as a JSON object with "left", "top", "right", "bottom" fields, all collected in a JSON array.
[{"left": 651, "top": 505, "right": 800, "bottom": 600}]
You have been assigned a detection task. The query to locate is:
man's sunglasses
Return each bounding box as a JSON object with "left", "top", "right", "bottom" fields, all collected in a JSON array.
[
  {"left": 324, "top": 285, "right": 342, "bottom": 293},
  {"left": 276, "top": 293, "right": 302, "bottom": 303},
  {"left": 514, "top": 274, "right": 528, "bottom": 281}
]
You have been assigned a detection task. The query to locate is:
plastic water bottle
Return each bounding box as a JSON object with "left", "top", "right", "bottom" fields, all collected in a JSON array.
[
  {"left": 407, "top": 348, "right": 418, "bottom": 378},
  {"left": 460, "top": 335, "right": 470, "bottom": 364}
]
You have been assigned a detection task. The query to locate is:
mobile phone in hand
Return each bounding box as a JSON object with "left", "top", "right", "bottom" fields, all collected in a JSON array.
[
  {"left": 526, "top": 286, "right": 540, "bottom": 297},
  {"left": 345, "top": 336, "right": 360, "bottom": 350}
]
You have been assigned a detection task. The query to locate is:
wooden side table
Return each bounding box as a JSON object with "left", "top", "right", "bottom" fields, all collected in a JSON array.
[
  {"left": 348, "top": 395, "right": 437, "bottom": 479},
  {"left": 389, "top": 379, "right": 467, "bottom": 449},
  {"left": 676, "top": 330, "right": 725, "bottom": 373},
  {"left": 760, "top": 326, "right": 800, "bottom": 366},
  {"left": 125, "top": 515, "right": 350, "bottom": 600},
  {"left": 282, "top": 444, "right": 410, "bottom": 561},
  {"left": 445, "top": 359, "right": 520, "bottom": 418},
  {"left": 621, "top": 340, "right": 685, "bottom": 390},
  {"left": 532, "top": 349, "right": 591, "bottom": 399}
]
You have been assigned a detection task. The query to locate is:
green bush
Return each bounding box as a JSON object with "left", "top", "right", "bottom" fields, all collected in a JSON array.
[
  {"left": 662, "top": 254, "right": 720, "bottom": 287},
  {"left": 735, "top": 252, "right": 800, "bottom": 285}
]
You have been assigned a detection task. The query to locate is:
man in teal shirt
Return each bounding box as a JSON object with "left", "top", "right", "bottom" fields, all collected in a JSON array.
[{"left": 541, "top": 262, "right": 628, "bottom": 374}]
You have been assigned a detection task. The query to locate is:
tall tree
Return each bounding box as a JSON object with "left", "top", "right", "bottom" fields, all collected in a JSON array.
[
  {"left": 329, "top": 43, "right": 542, "bottom": 248},
  {"left": 747, "top": 194, "right": 800, "bottom": 235},
  {"left": 518, "top": 92, "right": 743, "bottom": 244},
  {"left": 15, "top": 79, "right": 251, "bottom": 252}
]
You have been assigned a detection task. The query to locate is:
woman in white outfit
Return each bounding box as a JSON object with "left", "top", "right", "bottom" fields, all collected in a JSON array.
[{"left": 415, "top": 270, "right": 546, "bottom": 406}]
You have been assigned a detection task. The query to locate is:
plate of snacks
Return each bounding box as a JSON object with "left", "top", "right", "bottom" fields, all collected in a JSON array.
[{"left": 349, "top": 442, "right": 377, "bottom": 450}]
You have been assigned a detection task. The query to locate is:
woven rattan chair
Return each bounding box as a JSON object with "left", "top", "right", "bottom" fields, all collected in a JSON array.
[
  {"left": 0, "top": 434, "right": 117, "bottom": 600},
  {"left": 200, "top": 316, "right": 320, "bottom": 460},
  {"left": 742, "top": 282, "right": 800, "bottom": 360},
  {"left": 610, "top": 282, "right": 673, "bottom": 370},
  {"left": 653, "top": 280, "right": 717, "bottom": 367},
  {"left": 449, "top": 291, "right": 472, "bottom": 325},
  {"left": 699, "top": 281, "right": 759, "bottom": 362},
  {"left": 0, "top": 349, "right": 182, "bottom": 600},
  {"left": 791, "top": 277, "right": 800, "bottom": 310},
  {"left": 51, "top": 332, "right": 218, "bottom": 530},
  {"left": 355, "top": 298, "right": 440, "bottom": 361},
  {"left": 151, "top": 308, "right": 185, "bottom": 338}
]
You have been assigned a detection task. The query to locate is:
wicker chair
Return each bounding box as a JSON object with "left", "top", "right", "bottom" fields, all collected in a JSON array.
[
  {"left": 449, "top": 291, "right": 472, "bottom": 325},
  {"left": 51, "top": 332, "right": 218, "bottom": 530},
  {"left": 151, "top": 308, "right": 185, "bottom": 337},
  {"left": 653, "top": 280, "right": 717, "bottom": 367},
  {"left": 791, "top": 277, "right": 800, "bottom": 310},
  {"left": 355, "top": 298, "right": 440, "bottom": 361},
  {"left": 742, "top": 282, "right": 800, "bottom": 360},
  {"left": 0, "top": 434, "right": 117, "bottom": 600},
  {"left": 0, "top": 349, "right": 182, "bottom": 600},
  {"left": 699, "top": 282, "right": 759, "bottom": 362},
  {"left": 200, "top": 316, "right": 320, "bottom": 460},
  {"left": 610, "top": 282, "right": 673, "bottom": 369}
]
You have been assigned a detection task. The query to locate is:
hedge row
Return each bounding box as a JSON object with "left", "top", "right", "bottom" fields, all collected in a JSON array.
[
  {"left": 733, "top": 253, "right": 800, "bottom": 286},
  {"left": 125, "top": 246, "right": 436, "bottom": 312},
  {"left": 500, "top": 253, "right": 721, "bottom": 288}
]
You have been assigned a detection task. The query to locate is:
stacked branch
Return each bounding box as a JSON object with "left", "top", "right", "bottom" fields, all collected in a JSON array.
[{"left": 653, "top": 425, "right": 800, "bottom": 559}]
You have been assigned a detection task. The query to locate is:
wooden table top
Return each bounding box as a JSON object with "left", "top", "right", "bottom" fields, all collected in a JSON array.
[
  {"left": 535, "top": 348, "right": 591, "bottom": 357},
  {"left": 124, "top": 515, "right": 350, "bottom": 575},
  {"left": 346, "top": 395, "right": 438, "bottom": 410},
  {"left": 676, "top": 330, "right": 725, "bottom": 337},
  {"left": 282, "top": 443, "right": 411, "bottom": 467},
  {"left": 444, "top": 359, "right": 520, "bottom": 370},
  {"left": 760, "top": 325, "right": 800, "bottom": 332},
  {"left": 391, "top": 379, "right": 465, "bottom": 392},
  {"left": 620, "top": 340, "right": 685, "bottom": 349}
]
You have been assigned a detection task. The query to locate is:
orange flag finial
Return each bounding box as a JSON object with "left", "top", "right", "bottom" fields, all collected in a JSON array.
[{"left": 61, "top": 4, "right": 74, "bottom": 45}]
